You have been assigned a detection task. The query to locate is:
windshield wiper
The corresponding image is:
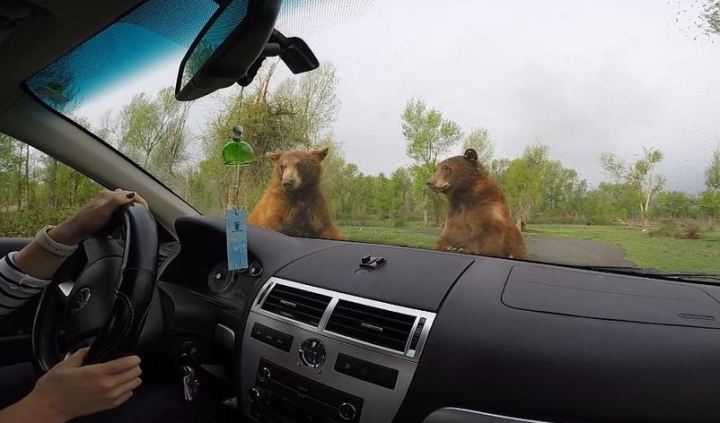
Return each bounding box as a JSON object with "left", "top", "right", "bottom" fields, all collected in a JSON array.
[{"left": 569, "top": 265, "right": 720, "bottom": 284}]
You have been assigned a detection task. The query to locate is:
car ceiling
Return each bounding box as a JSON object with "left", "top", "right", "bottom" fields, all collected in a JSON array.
[{"left": 0, "top": 0, "right": 144, "bottom": 115}]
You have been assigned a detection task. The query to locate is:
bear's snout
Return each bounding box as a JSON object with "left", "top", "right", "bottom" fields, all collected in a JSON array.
[{"left": 427, "top": 179, "right": 449, "bottom": 193}]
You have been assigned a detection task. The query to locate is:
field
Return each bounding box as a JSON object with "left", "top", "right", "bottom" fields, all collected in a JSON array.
[{"left": 339, "top": 223, "right": 720, "bottom": 275}]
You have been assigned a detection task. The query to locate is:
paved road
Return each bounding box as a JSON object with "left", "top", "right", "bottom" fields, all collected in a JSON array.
[
  {"left": 524, "top": 234, "right": 633, "bottom": 267},
  {"left": 404, "top": 227, "right": 633, "bottom": 267}
]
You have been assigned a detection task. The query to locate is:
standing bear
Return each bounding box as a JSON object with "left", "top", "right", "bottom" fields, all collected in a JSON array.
[
  {"left": 427, "top": 148, "right": 527, "bottom": 259},
  {"left": 248, "top": 147, "right": 342, "bottom": 240}
]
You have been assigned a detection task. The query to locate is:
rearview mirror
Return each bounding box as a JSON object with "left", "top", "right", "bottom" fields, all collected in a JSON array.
[{"left": 175, "top": 0, "right": 282, "bottom": 101}]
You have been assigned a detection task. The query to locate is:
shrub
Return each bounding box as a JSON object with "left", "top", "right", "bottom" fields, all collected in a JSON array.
[
  {"left": 648, "top": 219, "right": 679, "bottom": 238},
  {"left": 679, "top": 222, "right": 702, "bottom": 240}
]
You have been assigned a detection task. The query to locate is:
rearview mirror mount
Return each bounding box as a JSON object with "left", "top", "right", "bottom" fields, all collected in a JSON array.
[{"left": 237, "top": 29, "right": 319, "bottom": 87}]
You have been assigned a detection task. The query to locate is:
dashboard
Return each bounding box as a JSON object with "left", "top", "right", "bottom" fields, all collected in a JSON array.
[{"left": 158, "top": 216, "right": 720, "bottom": 423}]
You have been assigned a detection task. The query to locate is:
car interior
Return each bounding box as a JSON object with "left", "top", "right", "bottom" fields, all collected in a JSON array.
[{"left": 2, "top": 1, "right": 720, "bottom": 422}]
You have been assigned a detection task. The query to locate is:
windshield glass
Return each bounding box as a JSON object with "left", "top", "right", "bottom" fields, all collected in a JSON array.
[{"left": 25, "top": 0, "right": 720, "bottom": 275}]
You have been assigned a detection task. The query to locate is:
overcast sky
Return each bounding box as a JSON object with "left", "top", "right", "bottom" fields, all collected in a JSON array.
[{"left": 77, "top": 0, "right": 720, "bottom": 194}]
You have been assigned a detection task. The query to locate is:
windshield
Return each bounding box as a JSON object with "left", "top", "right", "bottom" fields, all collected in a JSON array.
[{"left": 25, "top": 0, "right": 720, "bottom": 275}]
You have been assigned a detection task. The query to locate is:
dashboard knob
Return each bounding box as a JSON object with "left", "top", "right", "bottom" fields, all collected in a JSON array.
[
  {"left": 248, "top": 386, "right": 263, "bottom": 402},
  {"left": 338, "top": 402, "right": 357, "bottom": 420},
  {"left": 298, "top": 338, "right": 326, "bottom": 368},
  {"left": 258, "top": 366, "right": 271, "bottom": 383}
]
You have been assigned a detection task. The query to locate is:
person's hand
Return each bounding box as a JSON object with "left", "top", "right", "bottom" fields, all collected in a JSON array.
[
  {"left": 25, "top": 348, "right": 142, "bottom": 422},
  {"left": 50, "top": 189, "right": 148, "bottom": 245}
]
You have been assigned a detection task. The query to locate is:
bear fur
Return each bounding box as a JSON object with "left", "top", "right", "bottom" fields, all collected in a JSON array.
[
  {"left": 248, "top": 148, "right": 342, "bottom": 240},
  {"left": 427, "top": 148, "right": 527, "bottom": 259}
]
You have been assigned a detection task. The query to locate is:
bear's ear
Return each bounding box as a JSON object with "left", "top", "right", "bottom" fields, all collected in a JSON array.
[
  {"left": 266, "top": 151, "right": 282, "bottom": 162},
  {"left": 464, "top": 148, "right": 478, "bottom": 163},
  {"left": 310, "top": 147, "right": 329, "bottom": 162}
]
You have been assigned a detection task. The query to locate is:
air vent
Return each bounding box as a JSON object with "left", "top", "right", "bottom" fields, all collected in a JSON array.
[
  {"left": 326, "top": 300, "right": 416, "bottom": 352},
  {"left": 261, "top": 284, "right": 331, "bottom": 327}
]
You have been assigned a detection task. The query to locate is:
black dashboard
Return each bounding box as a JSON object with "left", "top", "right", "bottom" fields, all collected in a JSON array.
[{"left": 158, "top": 216, "right": 720, "bottom": 423}]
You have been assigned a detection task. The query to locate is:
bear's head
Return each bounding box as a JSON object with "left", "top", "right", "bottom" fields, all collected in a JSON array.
[
  {"left": 266, "top": 147, "right": 329, "bottom": 193},
  {"left": 427, "top": 148, "right": 486, "bottom": 195}
]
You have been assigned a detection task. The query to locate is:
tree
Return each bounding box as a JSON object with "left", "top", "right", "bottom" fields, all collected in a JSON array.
[
  {"left": 700, "top": 146, "right": 720, "bottom": 227},
  {"left": 655, "top": 191, "right": 694, "bottom": 220},
  {"left": 388, "top": 168, "right": 413, "bottom": 226},
  {"left": 704, "top": 0, "right": 720, "bottom": 34},
  {"left": 273, "top": 62, "right": 339, "bottom": 147},
  {"left": 699, "top": 190, "right": 720, "bottom": 228},
  {"left": 401, "top": 99, "right": 463, "bottom": 225},
  {"left": 601, "top": 147, "right": 664, "bottom": 230},
  {"left": 0, "top": 133, "right": 23, "bottom": 210},
  {"left": 462, "top": 128, "right": 494, "bottom": 165},
  {"left": 706, "top": 146, "right": 720, "bottom": 192},
  {"left": 111, "top": 86, "right": 191, "bottom": 188}
]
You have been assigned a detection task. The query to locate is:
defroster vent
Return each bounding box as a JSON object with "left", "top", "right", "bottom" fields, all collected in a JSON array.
[
  {"left": 261, "top": 284, "right": 331, "bottom": 327},
  {"left": 326, "top": 300, "right": 416, "bottom": 352}
]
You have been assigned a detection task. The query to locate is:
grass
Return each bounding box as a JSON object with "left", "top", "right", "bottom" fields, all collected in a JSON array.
[
  {"left": 339, "top": 225, "right": 436, "bottom": 250},
  {"left": 339, "top": 223, "right": 720, "bottom": 275}
]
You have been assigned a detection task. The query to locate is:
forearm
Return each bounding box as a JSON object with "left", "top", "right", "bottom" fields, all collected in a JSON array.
[{"left": 0, "top": 394, "right": 66, "bottom": 423}]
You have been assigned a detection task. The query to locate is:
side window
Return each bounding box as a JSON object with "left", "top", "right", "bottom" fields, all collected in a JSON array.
[{"left": 0, "top": 133, "right": 99, "bottom": 237}]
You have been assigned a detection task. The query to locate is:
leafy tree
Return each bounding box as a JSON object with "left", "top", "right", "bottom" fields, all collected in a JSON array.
[
  {"left": 388, "top": 168, "right": 413, "bottom": 226},
  {"left": 699, "top": 190, "right": 720, "bottom": 228},
  {"left": 706, "top": 146, "right": 720, "bottom": 192},
  {"left": 273, "top": 62, "right": 339, "bottom": 147},
  {"left": 494, "top": 143, "right": 587, "bottom": 225},
  {"left": 401, "top": 99, "right": 462, "bottom": 225},
  {"left": 601, "top": 147, "right": 664, "bottom": 230},
  {"left": 0, "top": 133, "right": 24, "bottom": 210},
  {"left": 704, "top": 0, "right": 720, "bottom": 34},
  {"left": 655, "top": 191, "right": 694, "bottom": 219},
  {"left": 108, "top": 86, "right": 191, "bottom": 190},
  {"left": 580, "top": 183, "right": 642, "bottom": 225},
  {"left": 462, "top": 128, "right": 494, "bottom": 165}
]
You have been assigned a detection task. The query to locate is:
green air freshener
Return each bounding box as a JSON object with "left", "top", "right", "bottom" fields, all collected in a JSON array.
[{"left": 222, "top": 126, "right": 254, "bottom": 166}]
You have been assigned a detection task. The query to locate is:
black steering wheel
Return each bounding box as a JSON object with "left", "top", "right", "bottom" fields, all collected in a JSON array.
[{"left": 32, "top": 203, "right": 159, "bottom": 372}]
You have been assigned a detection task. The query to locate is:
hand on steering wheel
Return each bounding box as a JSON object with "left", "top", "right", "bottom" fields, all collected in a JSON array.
[
  {"left": 50, "top": 189, "right": 149, "bottom": 245},
  {"left": 33, "top": 194, "right": 159, "bottom": 372}
]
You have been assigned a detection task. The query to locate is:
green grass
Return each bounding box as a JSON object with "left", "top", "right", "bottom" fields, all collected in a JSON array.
[
  {"left": 339, "top": 225, "right": 436, "bottom": 250},
  {"left": 340, "top": 223, "right": 720, "bottom": 275}
]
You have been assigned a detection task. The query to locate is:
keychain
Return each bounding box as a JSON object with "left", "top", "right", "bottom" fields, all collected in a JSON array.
[{"left": 223, "top": 119, "right": 254, "bottom": 271}]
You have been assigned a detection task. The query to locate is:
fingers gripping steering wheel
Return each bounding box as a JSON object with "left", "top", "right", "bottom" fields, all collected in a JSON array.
[{"left": 32, "top": 203, "right": 159, "bottom": 372}]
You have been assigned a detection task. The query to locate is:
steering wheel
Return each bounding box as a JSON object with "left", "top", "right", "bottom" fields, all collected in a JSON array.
[{"left": 32, "top": 203, "right": 159, "bottom": 372}]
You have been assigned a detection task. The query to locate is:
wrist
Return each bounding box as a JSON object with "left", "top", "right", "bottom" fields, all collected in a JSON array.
[{"left": 48, "top": 222, "right": 84, "bottom": 246}]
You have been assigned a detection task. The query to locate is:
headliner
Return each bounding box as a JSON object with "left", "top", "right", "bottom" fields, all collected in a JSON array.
[{"left": 0, "top": 0, "right": 144, "bottom": 114}]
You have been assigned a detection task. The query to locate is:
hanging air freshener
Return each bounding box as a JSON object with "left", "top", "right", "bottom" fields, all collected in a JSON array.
[{"left": 224, "top": 124, "right": 254, "bottom": 271}]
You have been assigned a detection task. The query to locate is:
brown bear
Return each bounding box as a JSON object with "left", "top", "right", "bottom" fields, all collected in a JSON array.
[
  {"left": 248, "top": 147, "right": 342, "bottom": 240},
  {"left": 427, "top": 148, "right": 527, "bottom": 259}
]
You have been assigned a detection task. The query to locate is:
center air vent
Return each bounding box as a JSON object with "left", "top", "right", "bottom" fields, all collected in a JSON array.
[
  {"left": 326, "top": 300, "right": 416, "bottom": 352},
  {"left": 261, "top": 284, "right": 331, "bottom": 327}
]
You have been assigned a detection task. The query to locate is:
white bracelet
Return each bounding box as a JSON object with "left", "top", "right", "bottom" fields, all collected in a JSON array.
[{"left": 34, "top": 225, "right": 78, "bottom": 257}]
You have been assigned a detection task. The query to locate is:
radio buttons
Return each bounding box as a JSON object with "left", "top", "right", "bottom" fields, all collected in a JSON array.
[
  {"left": 298, "top": 338, "right": 326, "bottom": 368},
  {"left": 258, "top": 366, "right": 271, "bottom": 383},
  {"left": 248, "top": 386, "right": 263, "bottom": 402},
  {"left": 339, "top": 402, "right": 357, "bottom": 420}
]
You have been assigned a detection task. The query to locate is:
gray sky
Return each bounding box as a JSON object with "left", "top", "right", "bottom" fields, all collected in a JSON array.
[{"left": 77, "top": 0, "right": 720, "bottom": 194}]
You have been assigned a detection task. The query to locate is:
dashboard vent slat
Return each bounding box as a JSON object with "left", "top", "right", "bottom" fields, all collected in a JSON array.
[
  {"left": 326, "top": 300, "right": 416, "bottom": 352},
  {"left": 261, "top": 284, "right": 331, "bottom": 327}
]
